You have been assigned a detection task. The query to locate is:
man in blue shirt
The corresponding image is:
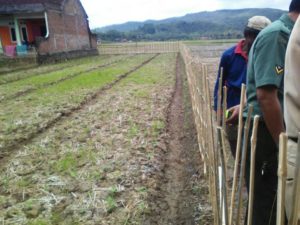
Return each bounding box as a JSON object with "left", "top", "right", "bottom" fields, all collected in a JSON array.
[{"left": 213, "top": 16, "right": 271, "bottom": 156}]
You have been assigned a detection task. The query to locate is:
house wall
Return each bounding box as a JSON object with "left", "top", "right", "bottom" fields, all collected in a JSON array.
[
  {"left": 0, "top": 18, "right": 45, "bottom": 48},
  {"left": 26, "top": 19, "right": 46, "bottom": 43},
  {"left": 0, "top": 26, "right": 12, "bottom": 46},
  {"left": 37, "top": 0, "right": 95, "bottom": 55}
]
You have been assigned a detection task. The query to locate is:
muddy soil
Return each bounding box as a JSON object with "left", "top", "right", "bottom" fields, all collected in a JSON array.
[{"left": 144, "top": 54, "right": 213, "bottom": 225}]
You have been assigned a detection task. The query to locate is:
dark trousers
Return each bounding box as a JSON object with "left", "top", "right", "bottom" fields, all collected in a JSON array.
[{"left": 244, "top": 121, "right": 278, "bottom": 225}]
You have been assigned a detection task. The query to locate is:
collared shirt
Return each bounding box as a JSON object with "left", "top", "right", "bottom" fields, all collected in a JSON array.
[
  {"left": 244, "top": 14, "right": 294, "bottom": 118},
  {"left": 214, "top": 40, "right": 248, "bottom": 111},
  {"left": 284, "top": 16, "right": 300, "bottom": 138}
]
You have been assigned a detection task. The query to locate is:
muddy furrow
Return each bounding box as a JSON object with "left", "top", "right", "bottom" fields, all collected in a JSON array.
[
  {"left": 0, "top": 64, "right": 74, "bottom": 85},
  {"left": 145, "top": 54, "right": 200, "bottom": 225},
  {"left": 0, "top": 57, "right": 128, "bottom": 103},
  {"left": 0, "top": 64, "right": 38, "bottom": 76},
  {"left": 0, "top": 54, "right": 159, "bottom": 165}
]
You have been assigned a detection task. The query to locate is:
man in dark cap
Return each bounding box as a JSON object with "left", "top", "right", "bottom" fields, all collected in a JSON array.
[{"left": 242, "top": 0, "right": 300, "bottom": 224}]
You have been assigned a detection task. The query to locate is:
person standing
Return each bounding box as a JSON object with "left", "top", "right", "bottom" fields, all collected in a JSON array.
[
  {"left": 213, "top": 16, "right": 271, "bottom": 156},
  {"left": 284, "top": 14, "right": 300, "bottom": 223},
  {"left": 243, "top": 1, "right": 300, "bottom": 224}
]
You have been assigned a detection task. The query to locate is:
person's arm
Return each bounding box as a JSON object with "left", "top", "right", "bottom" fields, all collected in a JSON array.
[{"left": 257, "top": 85, "right": 285, "bottom": 145}]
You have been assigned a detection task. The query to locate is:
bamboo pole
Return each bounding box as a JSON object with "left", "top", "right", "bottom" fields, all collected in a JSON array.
[
  {"left": 217, "top": 85, "right": 228, "bottom": 225},
  {"left": 235, "top": 104, "right": 253, "bottom": 225},
  {"left": 277, "top": 133, "right": 288, "bottom": 225},
  {"left": 247, "top": 115, "right": 260, "bottom": 225},
  {"left": 229, "top": 84, "right": 246, "bottom": 225},
  {"left": 217, "top": 68, "right": 224, "bottom": 126},
  {"left": 219, "top": 127, "right": 229, "bottom": 225},
  {"left": 288, "top": 132, "right": 300, "bottom": 225},
  {"left": 222, "top": 86, "right": 227, "bottom": 130}
]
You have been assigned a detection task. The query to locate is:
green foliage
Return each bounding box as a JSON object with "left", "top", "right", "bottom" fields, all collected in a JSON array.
[
  {"left": 151, "top": 120, "right": 165, "bottom": 137},
  {"left": 105, "top": 195, "right": 117, "bottom": 213},
  {"left": 28, "top": 219, "right": 51, "bottom": 225},
  {"left": 95, "top": 8, "right": 285, "bottom": 41},
  {"left": 54, "top": 153, "right": 77, "bottom": 175},
  {"left": 0, "top": 54, "right": 153, "bottom": 151},
  {"left": 128, "top": 122, "right": 140, "bottom": 138}
]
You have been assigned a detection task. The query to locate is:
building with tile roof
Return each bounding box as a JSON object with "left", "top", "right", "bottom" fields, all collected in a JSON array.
[{"left": 0, "top": 0, "right": 97, "bottom": 62}]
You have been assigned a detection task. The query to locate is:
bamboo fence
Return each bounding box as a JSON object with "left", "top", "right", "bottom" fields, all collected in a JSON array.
[
  {"left": 179, "top": 43, "right": 298, "bottom": 225},
  {"left": 98, "top": 41, "right": 180, "bottom": 54},
  {"left": 98, "top": 42, "right": 299, "bottom": 224},
  {"left": 180, "top": 43, "right": 221, "bottom": 224}
]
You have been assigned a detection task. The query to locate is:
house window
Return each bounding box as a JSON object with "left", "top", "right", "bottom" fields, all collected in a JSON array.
[
  {"left": 21, "top": 26, "right": 28, "bottom": 43},
  {"left": 10, "top": 27, "right": 16, "bottom": 42}
]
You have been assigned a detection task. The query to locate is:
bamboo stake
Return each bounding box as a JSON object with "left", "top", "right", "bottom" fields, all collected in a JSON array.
[
  {"left": 236, "top": 105, "right": 253, "bottom": 224},
  {"left": 288, "top": 132, "right": 300, "bottom": 225},
  {"left": 217, "top": 67, "right": 224, "bottom": 126},
  {"left": 235, "top": 104, "right": 253, "bottom": 225},
  {"left": 277, "top": 133, "right": 288, "bottom": 225},
  {"left": 220, "top": 86, "right": 229, "bottom": 225},
  {"left": 222, "top": 86, "right": 227, "bottom": 130},
  {"left": 247, "top": 115, "right": 260, "bottom": 225},
  {"left": 217, "top": 85, "right": 228, "bottom": 225},
  {"left": 229, "top": 84, "right": 246, "bottom": 225},
  {"left": 219, "top": 127, "right": 229, "bottom": 225}
]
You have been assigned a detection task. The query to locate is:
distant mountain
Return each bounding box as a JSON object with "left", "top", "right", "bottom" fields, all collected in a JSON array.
[
  {"left": 95, "top": 8, "right": 285, "bottom": 33},
  {"left": 93, "top": 8, "right": 286, "bottom": 41}
]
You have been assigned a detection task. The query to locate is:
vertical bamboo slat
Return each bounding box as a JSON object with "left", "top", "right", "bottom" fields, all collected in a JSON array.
[
  {"left": 247, "top": 115, "right": 260, "bottom": 225},
  {"left": 288, "top": 132, "right": 300, "bottom": 225},
  {"left": 229, "top": 84, "right": 246, "bottom": 225},
  {"left": 277, "top": 133, "right": 288, "bottom": 225}
]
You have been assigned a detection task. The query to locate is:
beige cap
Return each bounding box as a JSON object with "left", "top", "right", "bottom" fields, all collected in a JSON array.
[{"left": 247, "top": 16, "right": 272, "bottom": 31}]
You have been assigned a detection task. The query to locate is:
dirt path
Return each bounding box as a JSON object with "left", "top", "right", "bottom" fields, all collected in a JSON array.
[{"left": 144, "top": 54, "right": 205, "bottom": 225}]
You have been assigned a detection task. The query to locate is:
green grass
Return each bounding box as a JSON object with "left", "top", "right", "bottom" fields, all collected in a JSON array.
[
  {"left": 0, "top": 54, "right": 154, "bottom": 150},
  {"left": 0, "top": 55, "right": 125, "bottom": 101},
  {"left": 151, "top": 120, "right": 165, "bottom": 137},
  {"left": 105, "top": 195, "right": 117, "bottom": 213},
  {"left": 28, "top": 219, "right": 51, "bottom": 225},
  {"left": 0, "top": 54, "right": 115, "bottom": 85},
  {"left": 0, "top": 52, "right": 177, "bottom": 225},
  {"left": 54, "top": 153, "right": 77, "bottom": 173}
]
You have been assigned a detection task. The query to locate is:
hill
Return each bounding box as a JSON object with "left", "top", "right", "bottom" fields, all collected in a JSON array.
[{"left": 93, "top": 8, "right": 286, "bottom": 41}]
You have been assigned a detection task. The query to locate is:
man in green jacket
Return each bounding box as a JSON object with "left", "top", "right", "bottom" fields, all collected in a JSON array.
[{"left": 243, "top": 0, "right": 300, "bottom": 224}]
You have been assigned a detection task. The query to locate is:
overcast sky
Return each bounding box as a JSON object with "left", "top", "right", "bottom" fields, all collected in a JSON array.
[{"left": 80, "top": 0, "right": 288, "bottom": 28}]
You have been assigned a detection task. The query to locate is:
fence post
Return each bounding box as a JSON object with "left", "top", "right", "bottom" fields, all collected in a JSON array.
[
  {"left": 277, "top": 133, "right": 287, "bottom": 225},
  {"left": 229, "top": 84, "right": 246, "bottom": 225}
]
